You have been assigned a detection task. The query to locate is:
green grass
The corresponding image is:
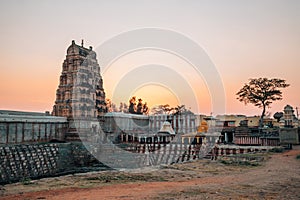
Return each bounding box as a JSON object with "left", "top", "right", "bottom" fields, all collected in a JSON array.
[
  {"left": 269, "top": 148, "right": 284, "bottom": 153},
  {"left": 85, "top": 173, "right": 166, "bottom": 183},
  {"left": 219, "top": 159, "right": 260, "bottom": 166},
  {"left": 21, "top": 177, "right": 34, "bottom": 185}
]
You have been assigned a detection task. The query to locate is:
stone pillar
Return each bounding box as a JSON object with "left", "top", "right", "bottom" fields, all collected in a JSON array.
[
  {"left": 225, "top": 132, "right": 228, "bottom": 143},
  {"left": 31, "top": 123, "right": 35, "bottom": 141},
  {"left": 44, "top": 123, "right": 47, "bottom": 140},
  {"left": 55, "top": 124, "right": 58, "bottom": 138},
  {"left": 38, "top": 123, "right": 41, "bottom": 141},
  {"left": 6, "top": 123, "right": 9, "bottom": 144},
  {"left": 15, "top": 123, "right": 18, "bottom": 143},
  {"left": 22, "top": 122, "right": 25, "bottom": 142},
  {"left": 49, "top": 123, "right": 53, "bottom": 139}
]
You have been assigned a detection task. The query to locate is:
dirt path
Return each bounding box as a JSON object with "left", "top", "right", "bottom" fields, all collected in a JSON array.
[{"left": 1, "top": 147, "right": 300, "bottom": 200}]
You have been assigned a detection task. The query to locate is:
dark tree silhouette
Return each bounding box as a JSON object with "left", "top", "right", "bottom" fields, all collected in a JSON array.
[
  {"left": 136, "top": 99, "right": 143, "bottom": 114},
  {"left": 173, "top": 105, "right": 193, "bottom": 115},
  {"left": 143, "top": 102, "right": 149, "bottom": 114},
  {"left": 151, "top": 104, "right": 194, "bottom": 115},
  {"left": 128, "top": 97, "right": 148, "bottom": 115},
  {"left": 129, "top": 96, "right": 136, "bottom": 114},
  {"left": 151, "top": 104, "right": 174, "bottom": 115},
  {"left": 273, "top": 112, "right": 283, "bottom": 122},
  {"left": 236, "top": 78, "right": 289, "bottom": 128}
]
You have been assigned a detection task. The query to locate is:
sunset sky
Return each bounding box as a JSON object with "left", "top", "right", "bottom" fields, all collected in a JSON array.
[{"left": 0, "top": 1, "right": 299, "bottom": 116}]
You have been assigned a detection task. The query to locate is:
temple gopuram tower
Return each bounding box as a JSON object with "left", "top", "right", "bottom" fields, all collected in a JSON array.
[{"left": 52, "top": 40, "right": 107, "bottom": 120}]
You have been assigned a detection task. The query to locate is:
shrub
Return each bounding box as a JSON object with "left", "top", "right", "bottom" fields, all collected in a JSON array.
[
  {"left": 269, "top": 148, "right": 284, "bottom": 153},
  {"left": 21, "top": 177, "right": 33, "bottom": 185}
]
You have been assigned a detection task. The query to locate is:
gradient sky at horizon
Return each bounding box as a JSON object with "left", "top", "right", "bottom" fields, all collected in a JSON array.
[{"left": 0, "top": 0, "right": 299, "bottom": 116}]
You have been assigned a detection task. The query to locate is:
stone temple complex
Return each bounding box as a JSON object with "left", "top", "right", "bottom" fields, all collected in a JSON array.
[
  {"left": 52, "top": 40, "right": 107, "bottom": 119},
  {"left": 1, "top": 40, "right": 300, "bottom": 183}
]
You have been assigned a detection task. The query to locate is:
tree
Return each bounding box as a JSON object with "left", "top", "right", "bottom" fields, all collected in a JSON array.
[
  {"left": 128, "top": 97, "right": 148, "bottom": 115},
  {"left": 173, "top": 105, "right": 194, "bottom": 115},
  {"left": 119, "top": 102, "right": 129, "bottom": 113},
  {"left": 236, "top": 78, "right": 289, "bottom": 128},
  {"left": 151, "top": 104, "right": 194, "bottom": 115},
  {"left": 106, "top": 99, "right": 118, "bottom": 112},
  {"left": 273, "top": 112, "right": 283, "bottom": 122},
  {"left": 151, "top": 104, "right": 174, "bottom": 115},
  {"left": 119, "top": 102, "right": 124, "bottom": 112},
  {"left": 128, "top": 96, "right": 137, "bottom": 114}
]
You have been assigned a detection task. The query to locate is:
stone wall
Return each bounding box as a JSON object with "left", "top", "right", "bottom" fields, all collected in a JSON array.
[
  {"left": 0, "top": 122, "right": 68, "bottom": 144},
  {"left": 0, "top": 110, "right": 68, "bottom": 144},
  {"left": 103, "top": 112, "right": 197, "bottom": 136},
  {"left": 0, "top": 142, "right": 108, "bottom": 184},
  {"left": 279, "top": 128, "right": 300, "bottom": 144}
]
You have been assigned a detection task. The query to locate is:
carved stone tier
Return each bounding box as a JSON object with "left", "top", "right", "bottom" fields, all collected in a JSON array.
[{"left": 52, "top": 40, "right": 107, "bottom": 120}]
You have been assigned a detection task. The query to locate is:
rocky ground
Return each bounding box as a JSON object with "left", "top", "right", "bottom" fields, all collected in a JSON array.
[{"left": 1, "top": 145, "right": 300, "bottom": 200}]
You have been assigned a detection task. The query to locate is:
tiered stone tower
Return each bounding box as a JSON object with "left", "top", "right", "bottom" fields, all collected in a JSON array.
[
  {"left": 280, "top": 105, "right": 299, "bottom": 128},
  {"left": 52, "top": 40, "right": 107, "bottom": 119}
]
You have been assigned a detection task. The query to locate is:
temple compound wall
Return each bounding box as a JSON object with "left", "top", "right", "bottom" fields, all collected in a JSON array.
[
  {"left": 0, "top": 142, "right": 108, "bottom": 184},
  {"left": 149, "top": 114, "right": 196, "bottom": 134},
  {"left": 0, "top": 110, "right": 68, "bottom": 144},
  {"left": 103, "top": 112, "right": 197, "bottom": 134},
  {"left": 0, "top": 111, "right": 106, "bottom": 184}
]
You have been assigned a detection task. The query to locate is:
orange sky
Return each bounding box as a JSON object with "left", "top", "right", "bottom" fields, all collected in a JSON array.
[{"left": 0, "top": 1, "right": 299, "bottom": 116}]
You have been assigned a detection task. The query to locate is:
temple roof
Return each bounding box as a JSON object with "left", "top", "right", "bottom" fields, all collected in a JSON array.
[
  {"left": 67, "top": 40, "right": 95, "bottom": 58},
  {"left": 158, "top": 121, "right": 175, "bottom": 135}
]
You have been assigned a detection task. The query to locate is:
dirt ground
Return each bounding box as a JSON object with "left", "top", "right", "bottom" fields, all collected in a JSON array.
[{"left": 1, "top": 146, "right": 300, "bottom": 200}]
